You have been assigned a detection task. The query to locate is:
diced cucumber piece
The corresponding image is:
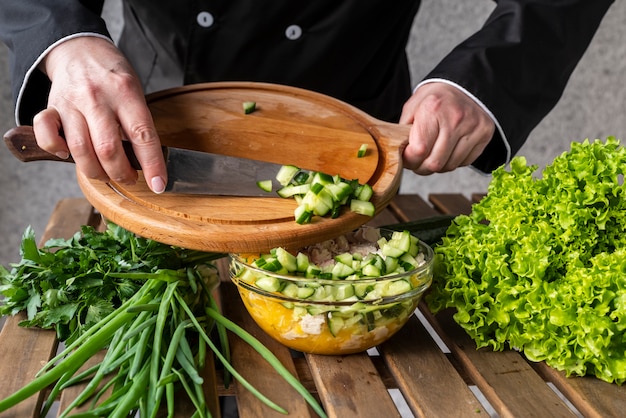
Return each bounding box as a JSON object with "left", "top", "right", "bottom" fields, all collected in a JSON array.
[
  {"left": 294, "top": 205, "right": 313, "bottom": 225},
  {"left": 292, "top": 171, "right": 310, "bottom": 185},
  {"left": 399, "top": 253, "right": 419, "bottom": 270},
  {"left": 243, "top": 101, "right": 256, "bottom": 114},
  {"left": 297, "top": 286, "right": 315, "bottom": 299},
  {"left": 302, "top": 189, "right": 333, "bottom": 216},
  {"left": 293, "top": 306, "right": 308, "bottom": 317},
  {"left": 260, "top": 257, "right": 284, "bottom": 273},
  {"left": 394, "top": 230, "right": 412, "bottom": 251},
  {"left": 275, "top": 247, "right": 297, "bottom": 272},
  {"left": 305, "top": 265, "right": 321, "bottom": 278},
  {"left": 334, "top": 283, "right": 355, "bottom": 300},
  {"left": 354, "top": 282, "right": 374, "bottom": 298},
  {"left": 382, "top": 305, "right": 406, "bottom": 319},
  {"left": 296, "top": 252, "right": 310, "bottom": 272},
  {"left": 276, "top": 165, "right": 301, "bottom": 186},
  {"left": 311, "top": 172, "right": 334, "bottom": 186},
  {"left": 277, "top": 183, "right": 310, "bottom": 198},
  {"left": 255, "top": 276, "right": 281, "bottom": 292},
  {"left": 282, "top": 283, "right": 299, "bottom": 298},
  {"left": 334, "top": 252, "right": 353, "bottom": 266},
  {"left": 384, "top": 256, "right": 399, "bottom": 273},
  {"left": 325, "top": 182, "right": 353, "bottom": 201},
  {"left": 357, "top": 143, "right": 368, "bottom": 158},
  {"left": 256, "top": 179, "right": 273, "bottom": 193},
  {"left": 350, "top": 200, "right": 375, "bottom": 216},
  {"left": 361, "top": 263, "right": 381, "bottom": 277},
  {"left": 312, "top": 286, "right": 328, "bottom": 300},
  {"left": 310, "top": 182, "right": 324, "bottom": 194},
  {"left": 383, "top": 279, "right": 412, "bottom": 296},
  {"left": 356, "top": 184, "right": 373, "bottom": 201},
  {"left": 381, "top": 244, "right": 405, "bottom": 258},
  {"left": 331, "top": 262, "right": 354, "bottom": 278},
  {"left": 328, "top": 314, "right": 345, "bottom": 337}
]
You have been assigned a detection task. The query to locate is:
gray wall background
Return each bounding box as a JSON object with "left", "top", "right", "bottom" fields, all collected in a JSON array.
[{"left": 1, "top": 0, "right": 625, "bottom": 267}]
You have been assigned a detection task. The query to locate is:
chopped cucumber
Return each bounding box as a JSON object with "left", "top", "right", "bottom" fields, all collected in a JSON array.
[
  {"left": 276, "top": 165, "right": 301, "bottom": 186},
  {"left": 282, "top": 283, "right": 299, "bottom": 298},
  {"left": 382, "top": 280, "right": 411, "bottom": 297},
  {"left": 331, "top": 262, "right": 355, "bottom": 278},
  {"left": 328, "top": 314, "right": 345, "bottom": 337},
  {"left": 243, "top": 101, "right": 257, "bottom": 114},
  {"left": 334, "top": 252, "right": 353, "bottom": 266},
  {"left": 294, "top": 205, "right": 313, "bottom": 225},
  {"left": 297, "top": 286, "right": 316, "bottom": 299},
  {"left": 355, "top": 184, "right": 373, "bottom": 201},
  {"left": 255, "top": 276, "right": 281, "bottom": 292},
  {"left": 296, "top": 252, "right": 310, "bottom": 272},
  {"left": 275, "top": 247, "right": 297, "bottom": 272},
  {"left": 357, "top": 143, "right": 368, "bottom": 158},
  {"left": 277, "top": 183, "right": 310, "bottom": 198},
  {"left": 273, "top": 164, "right": 376, "bottom": 224},
  {"left": 361, "top": 264, "right": 381, "bottom": 277},
  {"left": 238, "top": 227, "right": 428, "bottom": 340},
  {"left": 350, "top": 200, "right": 375, "bottom": 217},
  {"left": 257, "top": 179, "right": 273, "bottom": 193}
]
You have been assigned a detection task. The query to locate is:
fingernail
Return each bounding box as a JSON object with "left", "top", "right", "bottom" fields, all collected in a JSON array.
[
  {"left": 151, "top": 176, "right": 166, "bottom": 194},
  {"left": 56, "top": 151, "right": 70, "bottom": 160}
]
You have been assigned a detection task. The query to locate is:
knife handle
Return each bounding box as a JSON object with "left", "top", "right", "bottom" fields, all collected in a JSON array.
[{"left": 3, "top": 125, "right": 164, "bottom": 171}]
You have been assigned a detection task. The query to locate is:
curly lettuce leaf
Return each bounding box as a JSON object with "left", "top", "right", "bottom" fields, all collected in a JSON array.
[{"left": 427, "top": 137, "right": 626, "bottom": 384}]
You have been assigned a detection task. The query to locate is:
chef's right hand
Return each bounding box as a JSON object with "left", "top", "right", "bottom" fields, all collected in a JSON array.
[{"left": 33, "top": 36, "right": 168, "bottom": 193}]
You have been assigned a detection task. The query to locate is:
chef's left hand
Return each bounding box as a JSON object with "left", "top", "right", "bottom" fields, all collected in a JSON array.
[{"left": 400, "top": 82, "right": 495, "bottom": 175}]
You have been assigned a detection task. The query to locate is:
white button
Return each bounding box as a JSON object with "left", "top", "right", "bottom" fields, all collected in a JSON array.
[
  {"left": 197, "top": 11, "right": 214, "bottom": 28},
  {"left": 285, "top": 24, "right": 302, "bottom": 40}
]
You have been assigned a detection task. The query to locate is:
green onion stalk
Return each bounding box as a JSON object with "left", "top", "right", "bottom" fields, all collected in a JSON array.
[{"left": 0, "top": 223, "right": 327, "bottom": 417}]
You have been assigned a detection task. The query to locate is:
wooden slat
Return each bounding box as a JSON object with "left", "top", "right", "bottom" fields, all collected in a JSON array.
[
  {"left": 429, "top": 193, "right": 474, "bottom": 215},
  {"left": 0, "top": 198, "right": 96, "bottom": 418},
  {"left": 379, "top": 315, "right": 486, "bottom": 417},
  {"left": 532, "top": 361, "right": 626, "bottom": 418},
  {"left": 390, "top": 194, "right": 439, "bottom": 220},
  {"left": 219, "top": 279, "right": 315, "bottom": 418},
  {"left": 426, "top": 309, "right": 577, "bottom": 417},
  {"left": 0, "top": 313, "right": 57, "bottom": 418},
  {"left": 306, "top": 353, "right": 400, "bottom": 418}
]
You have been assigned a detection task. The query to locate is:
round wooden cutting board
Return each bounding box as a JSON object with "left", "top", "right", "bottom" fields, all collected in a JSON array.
[{"left": 77, "top": 82, "right": 409, "bottom": 253}]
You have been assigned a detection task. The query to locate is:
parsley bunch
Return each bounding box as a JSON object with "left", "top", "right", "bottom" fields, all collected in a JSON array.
[
  {"left": 428, "top": 137, "right": 626, "bottom": 385},
  {"left": 0, "top": 223, "right": 218, "bottom": 344}
]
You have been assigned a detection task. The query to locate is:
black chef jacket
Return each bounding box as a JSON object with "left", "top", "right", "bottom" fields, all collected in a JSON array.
[{"left": 0, "top": 0, "right": 614, "bottom": 172}]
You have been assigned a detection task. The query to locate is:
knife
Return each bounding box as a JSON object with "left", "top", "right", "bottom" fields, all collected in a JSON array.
[{"left": 3, "top": 126, "right": 294, "bottom": 196}]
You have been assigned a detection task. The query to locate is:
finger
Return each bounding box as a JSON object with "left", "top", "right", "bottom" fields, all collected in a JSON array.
[
  {"left": 60, "top": 111, "right": 110, "bottom": 182},
  {"left": 402, "top": 110, "right": 440, "bottom": 172},
  {"left": 32, "top": 108, "right": 69, "bottom": 159},
  {"left": 118, "top": 105, "right": 167, "bottom": 194},
  {"left": 87, "top": 112, "right": 138, "bottom": 186}
]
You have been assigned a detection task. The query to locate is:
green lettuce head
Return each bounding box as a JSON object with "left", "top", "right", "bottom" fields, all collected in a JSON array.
[{"left": 427, "top": 137, "right": 626, "bottom": 384}]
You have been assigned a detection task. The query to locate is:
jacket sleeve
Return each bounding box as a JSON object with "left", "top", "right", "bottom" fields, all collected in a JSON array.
[
  {"left": 424, "top": 0, "right": 614, "bottom": 173},
  {"left": 0, "top": 0, "right": 110, "bottom": 125}
]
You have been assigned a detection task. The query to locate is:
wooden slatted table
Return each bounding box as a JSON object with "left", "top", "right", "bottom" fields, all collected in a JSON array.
[{"left": 1, "top": 194, "right": 626, "bottom": 418}]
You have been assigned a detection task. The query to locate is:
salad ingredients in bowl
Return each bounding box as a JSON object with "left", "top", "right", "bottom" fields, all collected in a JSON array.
[{"left": 230, "top": 227, "right": 433, "bottom": 354}]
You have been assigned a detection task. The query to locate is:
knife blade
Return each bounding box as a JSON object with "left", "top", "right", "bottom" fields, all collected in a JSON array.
[{"left": 3, "top": 125, "right": 291, "bottom": 196}]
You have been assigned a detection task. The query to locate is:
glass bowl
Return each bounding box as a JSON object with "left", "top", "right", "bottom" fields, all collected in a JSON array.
[{"left": 229, "top": 227, "right": 434, "bottom": 355}]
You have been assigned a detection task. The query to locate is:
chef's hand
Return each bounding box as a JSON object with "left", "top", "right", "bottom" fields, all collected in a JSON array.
[
  {"left": 400, "top": 82, "right": 495, "bottom": 175},
  {"left": 33, "top": 36, "right": 167, "bottom": 193}
]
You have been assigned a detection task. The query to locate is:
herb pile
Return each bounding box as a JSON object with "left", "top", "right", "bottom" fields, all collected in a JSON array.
[
  {"left": 0, "top": 223, "right": 325, "bottom": 417},
  {"left": 427, "top": 137, "right": 626, "bottom": 385}
]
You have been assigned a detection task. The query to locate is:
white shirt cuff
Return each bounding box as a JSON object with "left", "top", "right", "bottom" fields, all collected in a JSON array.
[
  {"left": 15, "top": 33, "right": 114, "bottom": 125},
  {"left": 415, "top": 78, "right": 511, "bottom": 170}
]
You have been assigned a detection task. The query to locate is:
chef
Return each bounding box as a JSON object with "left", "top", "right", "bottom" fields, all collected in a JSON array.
[{"left": 0, "top": 0, "right": 613, "bottom": 193}]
